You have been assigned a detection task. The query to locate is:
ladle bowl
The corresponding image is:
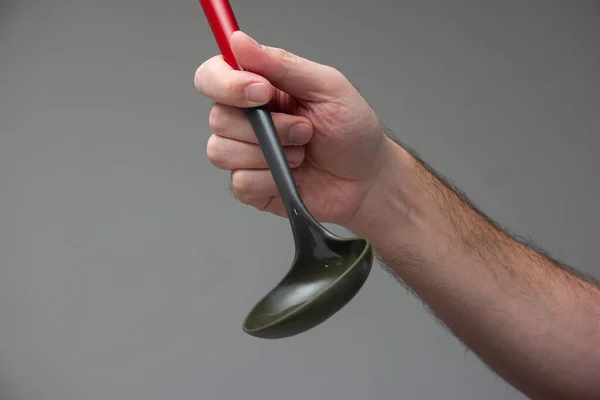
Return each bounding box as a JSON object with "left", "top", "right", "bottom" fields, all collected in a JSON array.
[
  {"left": 200, "top": 0, "right": 374, "bottom": 339},
  {"left": 243, "top": 234, "right": 373, "bottom": 339}
]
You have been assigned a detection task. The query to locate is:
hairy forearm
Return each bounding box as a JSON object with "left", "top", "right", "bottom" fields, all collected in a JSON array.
[{"left": 352, "top": 137, "right": 600, "bottom": 399}]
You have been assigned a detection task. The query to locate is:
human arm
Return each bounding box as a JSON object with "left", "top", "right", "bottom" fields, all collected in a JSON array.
[
  {"left": 348, "top": 135, "right": 600, "bottom": 400},
  {"left": 194, "top": 30, "right": 600, "bottom": 399}
]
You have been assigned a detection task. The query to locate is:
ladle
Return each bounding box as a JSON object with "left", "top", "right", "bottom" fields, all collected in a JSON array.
[{"left": 199, "top": 0, "right": 374, "bottom": 339}]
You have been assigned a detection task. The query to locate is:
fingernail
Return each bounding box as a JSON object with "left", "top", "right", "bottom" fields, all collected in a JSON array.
[
  {"left": 244, "top": 83, "right": 269, "bottom": 103},
  {"left": 287, "top": 148, "right": 304, "bottom": 166},
  {"left": 289, "top": 123, "right": 312, "bottom": 144}
]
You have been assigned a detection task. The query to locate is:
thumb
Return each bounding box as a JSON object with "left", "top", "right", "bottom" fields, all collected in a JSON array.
[{"left": 230, "top": 31, "right": 350, "bottom": 102}]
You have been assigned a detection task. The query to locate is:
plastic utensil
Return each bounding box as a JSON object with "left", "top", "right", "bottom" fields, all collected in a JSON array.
[{"left": 199, "top": 0, "right": 374, "bottom": 339}]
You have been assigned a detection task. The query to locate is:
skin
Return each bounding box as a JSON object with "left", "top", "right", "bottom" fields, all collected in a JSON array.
[{"left": 195, "top": 31, "right": 600, "bottom": 400}]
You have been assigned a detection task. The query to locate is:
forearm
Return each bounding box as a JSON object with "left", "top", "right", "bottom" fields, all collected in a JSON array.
[{"left": 351, "top": 137, "right": 600, "bottom": 399}]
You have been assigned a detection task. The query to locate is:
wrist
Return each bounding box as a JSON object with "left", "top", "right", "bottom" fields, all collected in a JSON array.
[
  {"left": 345, "top": 136, "right": 416, "bottom": 242},
  {"left": 345, "top": 136, "right": 466, "bottom": 264}
]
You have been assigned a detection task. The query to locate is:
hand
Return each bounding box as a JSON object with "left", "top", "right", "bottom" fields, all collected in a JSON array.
[{"left": 194, "top": 31, "right": 396, "bottom": 229}]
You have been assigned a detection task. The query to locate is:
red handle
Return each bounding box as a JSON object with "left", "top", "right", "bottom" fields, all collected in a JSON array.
[{"left": 199, "top": 0, "right": 242, "bottom": 71}]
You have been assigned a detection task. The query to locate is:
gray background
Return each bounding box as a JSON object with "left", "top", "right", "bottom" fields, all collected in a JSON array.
[{"left": 0, "top": 0, "right": 598, "bottom": 399}]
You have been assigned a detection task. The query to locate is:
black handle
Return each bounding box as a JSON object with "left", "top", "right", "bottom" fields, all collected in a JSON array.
[
  {"left": 245, "top": 106, "right": 301, "bottom": 211},
  {"left": 245, "top": 106, "right": 321, "bottom": 231}
]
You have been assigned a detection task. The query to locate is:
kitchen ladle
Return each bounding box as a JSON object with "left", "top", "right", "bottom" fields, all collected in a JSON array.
[{"left": 199, "top": 0, "right": 374, "bottom": 339}]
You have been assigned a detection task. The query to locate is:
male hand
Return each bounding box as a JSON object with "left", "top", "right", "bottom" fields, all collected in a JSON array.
[
  {"left": 196, "top": 31, "right": 600, "bottom": 400},
  {"left": 194, "top": 31, "right": 397, "bottom": 229}
]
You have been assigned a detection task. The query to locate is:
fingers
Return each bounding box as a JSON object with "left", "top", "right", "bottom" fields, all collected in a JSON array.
[
  {"left": 207, "top": 135, "right": 305, "bottom": 171},
  {"left": 194, "top": 54, "right": 275, "bottom": 108},
  {"left": 229, "top": 31, "right": 351, "bottom": 102},
  {"left": 195, "top": 31, "right": 353, "bottom": 106},
  {"left": 230, "top": 169, "right": 279, "bottom": 202},
  {"left": 230, "top": 169, "right": 292, "bottom": 217},
  {"left": 209, "top": 103, "right": 313, "bottom": 146}
]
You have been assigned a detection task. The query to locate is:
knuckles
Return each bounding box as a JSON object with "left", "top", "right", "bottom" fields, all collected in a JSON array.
[
  {"left": 206, "top": 135, "right": 230, "bottom": 169},
  {"left": 320, "top": 66, "right": 350, "bottom": 97},
  {"left": 275, "top": 47, "right": 300, "bottom": 66},
  {"left": 194, "top": 55, "right": 237, "bottom": 97},
  {"left": 193, "top": 59, "right": 212, "bottom": 93},
  {"left": 230, "top": 171, "right": 253, "bottom": 201},
  {"left": 208, "top": 104, "right": 226, "bottom": 134}
]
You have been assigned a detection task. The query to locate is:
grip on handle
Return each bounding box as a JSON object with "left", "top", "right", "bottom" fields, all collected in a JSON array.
[
  {"left": 199, "top": 0, "right": 242, "bottom": 70},
  {"left": 199, "top": 0, "right": 307, "bottom": 218}
]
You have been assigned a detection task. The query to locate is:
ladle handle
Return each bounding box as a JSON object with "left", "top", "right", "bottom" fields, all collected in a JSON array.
[
  {"left": 199, "top": 0, "right": 242, "bottom": 71},
  {"left": 199, "top": 0, "right": 313, "bottom": 223}
]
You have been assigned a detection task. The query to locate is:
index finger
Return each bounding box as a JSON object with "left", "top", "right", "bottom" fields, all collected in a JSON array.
[{"left": 194, "top": 55, "right": 275, "bottom": 108}]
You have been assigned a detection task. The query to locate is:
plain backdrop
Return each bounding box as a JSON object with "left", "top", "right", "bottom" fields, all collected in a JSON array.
[{"left": 0, "top": 0, "right": 598, "bottom": 399}]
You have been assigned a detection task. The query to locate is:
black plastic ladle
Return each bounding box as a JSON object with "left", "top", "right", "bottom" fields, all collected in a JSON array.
[{"left": 200, "top": 0, "right": 374, "bottom": 339}]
